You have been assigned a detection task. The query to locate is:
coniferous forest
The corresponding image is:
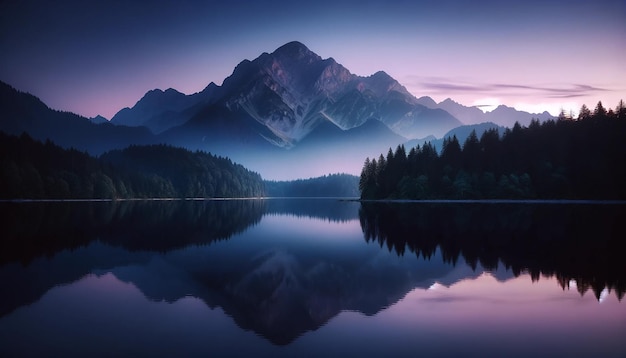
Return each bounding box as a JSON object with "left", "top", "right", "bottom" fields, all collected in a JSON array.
[
  {"left": 264, "top": 174, "right": 359, "bottom": 197},
  {"left": 0, "top": 132, "right": 265, "bottom": 199},
  {"left": 360, "top": 101, "right": 626, "bottom": 200}
]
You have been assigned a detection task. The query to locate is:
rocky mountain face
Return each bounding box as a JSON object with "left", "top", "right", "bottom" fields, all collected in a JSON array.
[
  {"left": 113, "top": 41, "right": 462, "bottom": 143},
  {"left": 210, "top": 42, "right": 461, "bottom": 142}
]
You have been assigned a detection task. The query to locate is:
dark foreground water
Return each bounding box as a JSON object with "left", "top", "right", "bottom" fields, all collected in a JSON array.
[{"left": 0, "top": 199, "right": 624, "bottom": 357}]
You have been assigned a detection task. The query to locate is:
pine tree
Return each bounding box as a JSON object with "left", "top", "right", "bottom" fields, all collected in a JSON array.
[
  {"left": 593, "top": 101, "right": 607, "bottom": 117},
  {"left": 441, "top": 135, "right": 462, "bottom": 169},
  {"left": 578, "top": 104, "right": 592, "bottom": 121},
  {"left": 462, "top": 130, "right": 481, "bottom": 171},
  {"left": 359, "top": 157, "right": 371, "bottom": 194},
  {"left": 616, "top": 100, "right": 626, "bottom": 120}
]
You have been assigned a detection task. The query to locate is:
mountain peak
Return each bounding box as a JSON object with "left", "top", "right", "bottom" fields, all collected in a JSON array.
[
  {"left": 139, "top": 88, "right": 184, "bottom": 104},
  {"left": 202, "top": 82, "right": 218, "bottom": 91},
  {"left": 89, "top": 115, "right": 109, "bottom": 124},
  {"left": 440, "top": 98, "right": 458, "bottom": 105},
  {"left": 370, "top": 70, "right": 391, "bottom": 79},
  {"left": 268, "top": 41, "right": 318, "bottom": 62},
  {"left": 273, "top": 41, "right": 312, "bottom": 57},
  {"left": 416, "top": 96, "right": 437, "bottom": 108}
]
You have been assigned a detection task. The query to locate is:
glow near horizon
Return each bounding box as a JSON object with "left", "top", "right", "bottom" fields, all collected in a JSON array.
[{"left": 0, "top": 1, "right": 624, "bottom": 119}]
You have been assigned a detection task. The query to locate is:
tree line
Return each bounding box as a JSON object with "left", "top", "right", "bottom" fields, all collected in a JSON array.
[
  {"left": 0, "top": 131, "right": 266, "bottom": 199},
  {"left": 264, "top": 173, "right": 359, "bottom": 197},
  {"left": 360, "top": 100, "right": 626, "bottom": 199}
]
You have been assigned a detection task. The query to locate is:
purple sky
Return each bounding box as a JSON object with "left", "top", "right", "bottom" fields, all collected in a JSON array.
[{"left": 1, "top": 0, "right": 624, "bottom": 119}]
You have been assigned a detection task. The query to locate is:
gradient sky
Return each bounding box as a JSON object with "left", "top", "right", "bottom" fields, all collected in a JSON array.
[{"left": 1, "top": 0, "right": 624, "bottom": 119}]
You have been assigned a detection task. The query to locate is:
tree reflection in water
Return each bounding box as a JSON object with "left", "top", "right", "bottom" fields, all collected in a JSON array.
[
  {"left": 359, "top": 201, "right": 626, "bottom": 300},
  {"left": 0, "top": 199, "right": 624, "bottom": 349}
]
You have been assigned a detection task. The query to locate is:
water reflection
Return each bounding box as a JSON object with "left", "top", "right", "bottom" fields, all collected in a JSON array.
[
  {"left": 359, "top": 202, "right": 626, "bottom": 300},
  {"left": 0, "top": 199, "right": 266, "bottom": 264},
  {"left": 0, "top": 199, "right": 625, "bottom": 356}
]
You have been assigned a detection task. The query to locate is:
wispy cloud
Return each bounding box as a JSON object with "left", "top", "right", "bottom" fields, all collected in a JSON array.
[{"left": 404, "top": 76, "right": 612, "bottom": 99}]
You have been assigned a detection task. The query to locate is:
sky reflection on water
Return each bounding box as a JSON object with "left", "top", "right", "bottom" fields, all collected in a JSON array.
[{"left": 0, "top": 199, "right": 624, "bottom": 357}]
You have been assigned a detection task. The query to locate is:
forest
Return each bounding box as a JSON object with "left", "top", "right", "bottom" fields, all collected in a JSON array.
[
  {"left": 0, "top": 132, "right": 265, "bottom": 199},
  {"left": 264, "top": 173, "right": 359, "bottom": 197},
  {"left": 360, "top": 101, "right": 626, "bottom": 200}
]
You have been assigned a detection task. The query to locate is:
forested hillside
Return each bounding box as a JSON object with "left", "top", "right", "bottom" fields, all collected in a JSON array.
[
  {"left": 101, "top": 145, "right": 265, "bottom": 198},
  {"left": 0, "top": 132, "right": 265, "bottom": 199},
  {"left": 360, "top": 101, "right": 626, "bottom": 200}
]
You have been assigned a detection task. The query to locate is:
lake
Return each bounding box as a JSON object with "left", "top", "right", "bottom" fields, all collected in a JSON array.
[{"left": 0, "top": 199, "right": 624, "bottom": 357}]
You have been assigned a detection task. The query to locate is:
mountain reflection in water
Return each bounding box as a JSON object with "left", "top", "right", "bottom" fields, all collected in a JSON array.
[{"left": 0, "top": 199, "right": 624, "bottom": 356}]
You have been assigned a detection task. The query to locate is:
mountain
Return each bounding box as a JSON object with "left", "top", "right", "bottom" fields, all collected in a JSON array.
[
  {"left": 110, "top": 83, "right": 218, "bottom": 133},
  {"left": 89, "top": 115, "right": 108, "bottom": 124},
  {"left": 435, "top": 98, "right": 488, "bottom": 124},
  {"left": 418, "top": 96, "right": 554, "bottom": 127},
  {"left": 159, "top": 41, "right": 459, "bottom": 152},
  {"left": 157, "top": 42, "right": 463, "bottom": 179},
  {"left": 189, "top": 42, "right": 461, "bottom": 141},
  {"left": 0, "top": 81, "right": 155, "bottom": 154},
  {"left": 484, "top": 104, "right": 554, "bottom": 127}
]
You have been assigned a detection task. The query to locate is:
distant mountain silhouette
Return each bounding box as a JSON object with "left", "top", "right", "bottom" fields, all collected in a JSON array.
[
  {"left": 417, "top": 96, "right": 554, "bottom": 126},
  {"left": 0, "top": 81, "right": 155, "bottom": 154},
  {"left": 89, "top": 115, "right": 108, "bottom": 124},
  {"left": 110, "top": 83, "right": 218, "bottom": 133}
]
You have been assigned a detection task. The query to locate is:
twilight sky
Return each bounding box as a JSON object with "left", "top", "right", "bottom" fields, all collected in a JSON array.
[{"left": 1, "top": 0, "right": 624, "bottom": 119}]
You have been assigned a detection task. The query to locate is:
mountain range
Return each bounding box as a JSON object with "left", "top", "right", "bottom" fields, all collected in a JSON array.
[
  {"left": 416, "top": 96, "right": 554, "bottom": 127},
  {"left": 0, "top": 41, "right": 554, "bottom": 180}
]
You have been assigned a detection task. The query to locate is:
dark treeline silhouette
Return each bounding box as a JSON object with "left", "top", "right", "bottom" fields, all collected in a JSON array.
[
  {"left": 360, "top": 101, "right": 626, "bottom": 199},
  {"left": 0, "top": 131, "right": 265, "bottom": 199},
  {"left": 359, "top": 202, "right": 626, "bottom": 300},
  {"left": 264, "top": 173, "right": 359, "bottom": 197}
]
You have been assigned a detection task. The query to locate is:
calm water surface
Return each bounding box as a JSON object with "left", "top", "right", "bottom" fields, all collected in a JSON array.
[{"left": 0, "top": 199, "right": 624, "bottom": 357}]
